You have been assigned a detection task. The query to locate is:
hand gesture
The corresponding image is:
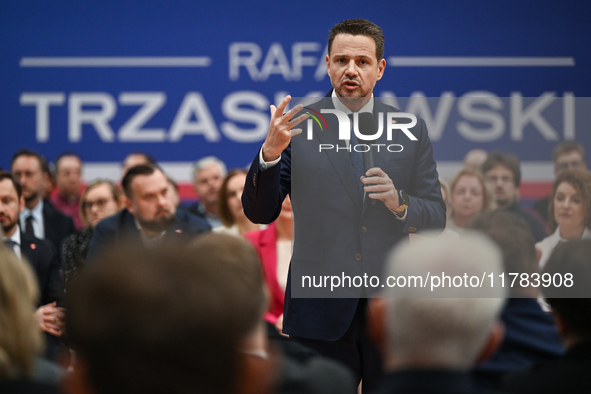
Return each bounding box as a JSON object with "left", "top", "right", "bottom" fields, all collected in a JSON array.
[{"left": 261, "top": 95, "right": 309, "bottom": 162}]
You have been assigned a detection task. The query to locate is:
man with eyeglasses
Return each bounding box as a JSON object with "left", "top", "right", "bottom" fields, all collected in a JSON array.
[
  {"left": 482, "top": 151, "right": 547, "bottom": 242},
  {"left": 533, "top": 142, "right": 587, "bottom": 222}
]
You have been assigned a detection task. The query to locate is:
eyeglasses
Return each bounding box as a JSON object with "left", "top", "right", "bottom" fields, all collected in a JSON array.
[{"left": 84, "top": 198, "right": 114, "bottom": 211}]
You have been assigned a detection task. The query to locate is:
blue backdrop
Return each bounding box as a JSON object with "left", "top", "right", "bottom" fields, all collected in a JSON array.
[{"left": 1, "top": 0, "right": 590, "bottom": 173}]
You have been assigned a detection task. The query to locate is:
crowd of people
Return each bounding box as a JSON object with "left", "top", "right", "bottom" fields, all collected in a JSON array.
[
  {"left": 1, "top": 17, "right": 591, "bottom": 394},
  {"left": 1, "top": 140, "right": 589, "bottom": 393}
]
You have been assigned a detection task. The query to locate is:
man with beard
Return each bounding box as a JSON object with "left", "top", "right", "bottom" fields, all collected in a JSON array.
[
  {"left": 482, "top": 151, "right": 546, "bottom": 242},
  {"left": 0, "top": 171, "right": 64, "bottom": 361},
  {"left": 87, "top": 164, "right": 211, "bottom": 262},
  {"left": 11, "top": 149, "right": 76, "bottom": 253}
]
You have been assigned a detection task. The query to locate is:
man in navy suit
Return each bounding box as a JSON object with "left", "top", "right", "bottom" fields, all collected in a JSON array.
[
  {"left": 0, "top": 171, "right": 64, "bottom": 360},
  {"left": 11, "top": 149, "right": 76, "bottom": 253},
  {"left": 242, "top": 19, "right": 446, "bottom": 391},
  {"left": 87, "top": 164, "right": 211, "bottom": 262}
]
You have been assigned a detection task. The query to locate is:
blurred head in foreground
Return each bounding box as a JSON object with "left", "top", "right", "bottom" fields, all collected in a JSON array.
[
  {"left": 371, "top": 232, "right": 506, "bottom": 371},
  {"left": 65, "top": 239, "right": 271, "bottom": 394}
]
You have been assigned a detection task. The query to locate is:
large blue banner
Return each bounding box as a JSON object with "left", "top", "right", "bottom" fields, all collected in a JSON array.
[{"left": 2, "top": 0, "right": 590, "bottom": 187}]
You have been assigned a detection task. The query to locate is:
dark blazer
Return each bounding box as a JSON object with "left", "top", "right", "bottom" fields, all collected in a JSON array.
[
  {"left": 500, "top": 342, "right": 591, "bottom": 394},
  {"left": 20, "top": 232, "right": 63, "bottom": 306},
  {"left": 242, "top": 93, "right": 446, "bottom": 340},
  {"left": 87, "top": 208, "right": 211, "bottom": 262},
  {"left": 377, "top": 370, "right": 489, "bottom": 394},
  {"left": 42, "top": 199, "right": 76, "bottom": 253},
  {"left": 20, "top": 232, "right": 65, "bottom": 362}
]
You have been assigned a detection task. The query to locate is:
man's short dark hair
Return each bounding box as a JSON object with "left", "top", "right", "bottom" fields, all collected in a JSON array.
[
  {"left": 65, "top": 242, "right": 251, "bottom": 394},
  {"left": 328, "top": 18, "right": 385, "bottom": 61},
  {"left": 125, "top": 151, "right": 157, "bottom": 166},
  {"left": 466, "top": 211, "right": 537, "bottom": 284},
  {"left": 481, "top": 151, "right": 521, "bottom": 187},
  {"left": 552, "top": 141, "right": 585, "bottom": 163},
  {"left": 0, "top": 171, "right": 22, "bottom": 199},
  {"left": 543, "top": 240, "right": 591, "bottom": 340},
  {"left": 55, "top": 152, "right": 83, "bottom": 172},
  {"left": 11, "top": 148, "right": 49, "bottom": 174},
  {"left": 121, "top": 164, "right": 160, "bottom": 198}
]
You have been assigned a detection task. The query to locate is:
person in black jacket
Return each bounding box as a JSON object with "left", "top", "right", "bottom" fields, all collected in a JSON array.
[
  {"left": 87, "top": 164, "right": 210, "bottom": 262},
  {"left": 11, "top": 149, "right": 76, "bottom": 253}
]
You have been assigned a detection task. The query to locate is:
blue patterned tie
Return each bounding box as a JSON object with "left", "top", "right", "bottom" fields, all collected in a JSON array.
[
  {"left": 349, "top": 114, "right": 365, "bottom": 199},
  {"left": 3, "top": 239, "right": 16, "bottom": 255}
]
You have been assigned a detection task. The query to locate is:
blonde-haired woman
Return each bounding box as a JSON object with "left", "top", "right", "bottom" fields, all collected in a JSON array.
[
  {"left": 448, "top": 168, "right": 494, "bottom": 232},
  {"left": 0, "top": 244, "right": 59, "bottom": 393}
]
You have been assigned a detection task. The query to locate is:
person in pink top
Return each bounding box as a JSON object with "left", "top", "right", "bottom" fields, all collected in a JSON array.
[
  {"left": 245, "top": 195, "right": 292, "bottom": 332},
  {"left": 49, "top": 152, "right": 85, "bottom": 230}
]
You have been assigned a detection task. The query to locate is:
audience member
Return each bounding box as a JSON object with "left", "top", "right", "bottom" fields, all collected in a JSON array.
[
  {"left": 120, "top": 151, "right": 157, "bottom": 179},
  {"left": 482, "top": 151, "right": 546, "bottom": 242},
  {"left": 42, "top": 160, "right": 56, "bottom": 200},
  {"left": 371, "top": 232, "right": 506, "bottom": 394},
  {"left": 245, "top": 195, "right": 292, "bottom": 330},
  {"left": 50, "top": 152, "right": 85, "bottom": 230},
  {"left": 215, "top": 169, "right": 261, "bottom": 236},
  {"left": 187, "top": 156, "right": 227, "bottom": 228},
  {"left": 0, "top": 244, "right": 61, "bottom": 394},
  {"left": 166, "top": 175, "right": 182, "bottom": 208},
  {"left": 464, "top": 148, "right": 488, "bottom": 171},
  {"left": 87, "top": 164, "right": 210, "bottom": 261},
  {"left": 536, "top": 168, "right": 591, "bottom": 267},
  {"left": 467, "top": 211, "right": 563, "bottom": 388},
  {"left": 501, "top": 239, "right": 591, "bottom": 393},
  {"left": 448, "top": 168, "right": 494, "bottom": 232},
  {"left": 11, "top": 149, "right": 76, "bottom": 253},
  {"left": 64, "top": 242, "right": 266, "bottom": 394},
  {"left": 61, "top": 180, "right": 123, "bottom": 290},
  {"left": 533, "top": 142, "right": 587, "bottom": 222},
  {"left": 190, "top": 233, "right": 356, "bottom": 394},
  {"left": 0, "top": 171, "right": 65, "bottom": 362}
]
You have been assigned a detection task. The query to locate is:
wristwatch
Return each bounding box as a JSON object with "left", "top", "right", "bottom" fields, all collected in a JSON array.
[{"left": 389, "top": 189, "right": 410, "bottom": 216}]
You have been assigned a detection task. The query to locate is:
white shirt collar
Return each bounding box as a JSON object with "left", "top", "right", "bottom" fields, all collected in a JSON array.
[
  {"left": 331, "top": 90, "right": 374, "bottom": 115},
  {"left": 553, "top": 226, "right": 591, "bottom": 242},
  {"left": 134, "top": 217, "right": 167, "bottom": 246},
  {"left": 22, "top": 199, "right": 43, "bottom": 222}
]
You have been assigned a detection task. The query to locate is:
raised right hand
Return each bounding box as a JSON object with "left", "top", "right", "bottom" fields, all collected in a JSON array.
[{"left": 261, "top": 95, "right": 309, "bottom": 162}]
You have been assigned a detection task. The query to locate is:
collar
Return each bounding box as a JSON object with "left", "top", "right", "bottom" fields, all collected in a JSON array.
[
  {"left": 331, "top": 90, "right": 374, "bottom": 115},
  {"left": 552, "top": 226, "right": 591, "bottom": 243},
  {"left": 3, "top": 225, "right": 21, "bottom": 246},
  {"left": 22, "top": 199, "right": 44, "bottom": 221}
]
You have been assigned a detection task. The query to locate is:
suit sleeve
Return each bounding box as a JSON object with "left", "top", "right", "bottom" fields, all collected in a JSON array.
[
  {"left": 242, "top": 146, "right": 291, "bottom": 225},
  {"left": 86, "top": 221, "right": 110, "bottom": 264},
  {"left": 402, "top": 118, "right": 447, "bottom": 233},
  {"left": 41, "top": 243, "right": 64, "bottom": 306}
]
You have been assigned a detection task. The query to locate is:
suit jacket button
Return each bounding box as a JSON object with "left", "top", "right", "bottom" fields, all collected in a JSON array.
[
  {"left": 408, "top": 227, "right": 417, "bottom": 233},
  {"left": 361, "top": 226, "right": 367, "bottom": 233},
  {"left": 355, "top": 253, "right": 362, "bottom": 261}
]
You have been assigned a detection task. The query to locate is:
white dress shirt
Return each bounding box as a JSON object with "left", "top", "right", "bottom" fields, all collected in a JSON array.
[{"left": 20, "top": 199, "right": 45, "bottom": 239}]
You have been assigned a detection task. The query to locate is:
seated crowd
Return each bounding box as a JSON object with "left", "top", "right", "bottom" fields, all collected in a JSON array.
[{"left": 0, "top": 142, "right": 590, "bottom": 393}]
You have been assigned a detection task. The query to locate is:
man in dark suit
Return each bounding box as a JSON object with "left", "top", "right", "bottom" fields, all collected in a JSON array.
[
  {"left": 87, "top": 164, "right": 211, "bottom": 262},
  {"left": 11, "top": 149, "right": 76, "bottom": 252},
  {"left": 242, "top": 19, "right": 446, "bottom": 391},
  {"left": 501, "top": 239, "right": 591, "bottom": 394},
  {"left": 371, "top": 233, "right": 506, "bottom": 394},
  {"left": 0, "top": 171, "right": 64, "bottom": 360}
]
